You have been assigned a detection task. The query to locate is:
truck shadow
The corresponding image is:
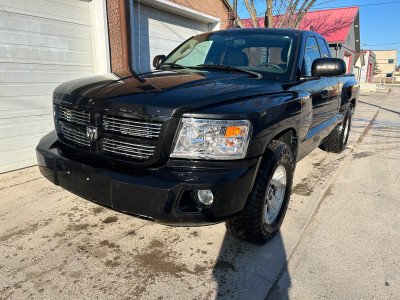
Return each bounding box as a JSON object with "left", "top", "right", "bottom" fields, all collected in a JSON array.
[
  {"left": 212, "top": 230, "right": 290, "bottom": 299},
  {"left": 358, "top": 100, "right": 400, "bottom": 115}
]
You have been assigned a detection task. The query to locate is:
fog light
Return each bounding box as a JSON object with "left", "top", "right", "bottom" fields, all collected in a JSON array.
[{"left": 197, "top": 190, "right": 214, "bottom": 206}]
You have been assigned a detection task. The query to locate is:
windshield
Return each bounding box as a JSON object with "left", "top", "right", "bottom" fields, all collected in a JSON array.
[{"left": 161, "top": 30, "right": 298, "bottom": 80}]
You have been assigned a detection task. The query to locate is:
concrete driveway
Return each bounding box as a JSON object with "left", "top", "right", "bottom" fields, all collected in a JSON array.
[{"left": 1, "top": 86, "right": 399, "bottom": 300}]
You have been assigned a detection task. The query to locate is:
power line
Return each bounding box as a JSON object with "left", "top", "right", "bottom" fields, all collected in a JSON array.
[
  {"left": 312, "top": 0, "right": 338, "bottom": 8},
  {"left": 364, "top": 41, "right": 400, "bottom": 46},
  {"left": 314, "top": 1, "right": 400, "bottom": 9}
]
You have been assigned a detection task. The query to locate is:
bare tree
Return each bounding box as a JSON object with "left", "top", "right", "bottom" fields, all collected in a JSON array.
[
  {"left": 292, "top": 0, "right": 317, "bottom": 29},
  {"left": 242, "top": 0, "right": 318, "bottom": 29},
  {"left": 244, "top": 0, "right": 259, "bottom": 27},
  {"left": 265, "top": 0, "right": 273, "bottom": 28}
]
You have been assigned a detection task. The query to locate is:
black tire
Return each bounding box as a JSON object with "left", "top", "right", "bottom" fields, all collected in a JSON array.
[
  {"left": 320, "top": 104, "right": 354, "bottom": 153},
  {"left": 226, "top": 140, "right": 295, "bottom": 245}
]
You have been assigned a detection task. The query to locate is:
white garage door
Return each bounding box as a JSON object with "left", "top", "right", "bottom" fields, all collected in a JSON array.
[
  {"left": 132, "top": 2, "right": 215, "bottom": 72},
  {"left": 0, "top": 0, "right": 95, "bottom": 173}
]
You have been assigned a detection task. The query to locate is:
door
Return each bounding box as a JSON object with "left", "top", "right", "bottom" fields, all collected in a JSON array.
[
  {"left": 295, "top": 36, "right": 340, "bottom": 156},
  {"left": 131, "top": 2, "right": 210, "bottom": 73},
  {"left": 0, "top": 0, "right": 95, "bottom": 173},
  {"left": 302, "top": 36, "right": 339, "bottom": 130}
]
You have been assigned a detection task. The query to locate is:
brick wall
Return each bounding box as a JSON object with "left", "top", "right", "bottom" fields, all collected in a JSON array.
[
  {"left": 106, "top": 0, "right": 132, "bottom": 76},
  {"left": 168, "top": 0, "right": 230, "bottom": 29}
]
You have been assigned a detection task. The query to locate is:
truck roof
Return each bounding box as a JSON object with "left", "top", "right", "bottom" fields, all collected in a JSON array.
[{"left": 213, "top": 27, "right": 326, "bottom": 40}]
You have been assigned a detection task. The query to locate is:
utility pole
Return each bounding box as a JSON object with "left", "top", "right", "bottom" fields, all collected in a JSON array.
[{"left": 233, "top": 0, "right": 238, "bottom": 29}]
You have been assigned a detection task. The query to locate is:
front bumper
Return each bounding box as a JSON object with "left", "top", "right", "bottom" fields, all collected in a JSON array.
[{"left": 36, "top": 131, "right": 261, "bottom": 225}]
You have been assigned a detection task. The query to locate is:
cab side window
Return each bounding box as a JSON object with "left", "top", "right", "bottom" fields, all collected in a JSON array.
[
  {"left": 318, "top": 38, "right": 331, "bottom": 58},
  {"left": 302, "top": 36, "right": 321, "bottom": 76}
]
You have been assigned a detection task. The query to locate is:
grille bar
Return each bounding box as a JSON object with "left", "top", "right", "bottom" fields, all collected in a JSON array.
[
  {"left": 59, "top": 106, "right": 90, "bottom": 126},
  {"left": 103, "top": 138, "right": 155, "bottom": 160},
  {"left": 60, "top": 124, "right": 90, "bottom": 147},
  {"left": 104, "top": 116, "right": 161, "bottom": 138}
]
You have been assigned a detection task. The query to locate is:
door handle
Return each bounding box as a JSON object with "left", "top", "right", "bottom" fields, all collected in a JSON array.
[{"left": 321, "top": 90, "right": 330, "bottom": 99}]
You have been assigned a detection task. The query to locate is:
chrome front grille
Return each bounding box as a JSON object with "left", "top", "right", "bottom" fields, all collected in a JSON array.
[
  {"left": 57, "top": 105, "right": 160, "bottom": 162},
  {"left": 103, "top": 138, "right": 155, "bottom": 160},
  {"left": 60, "top": 124, "right": 90, "bottom": 148},
  {"left": 104, "top": 115, "right": 161, "bottom": 138},
  {"left": 59, "top": 106, "right": 90, "bottom": 126}
]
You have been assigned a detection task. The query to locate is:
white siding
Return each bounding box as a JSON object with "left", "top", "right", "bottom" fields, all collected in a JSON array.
[
  {"left": 0, "top": 0, "right": 95, "bottom": 173},
  {"left": 131, "top": 2, "right": 211, "bottom": 73}
]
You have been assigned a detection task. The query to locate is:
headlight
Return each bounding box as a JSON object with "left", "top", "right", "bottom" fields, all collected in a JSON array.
[{"left": 171, "top": 118, "right": 251, "bottom": 160}]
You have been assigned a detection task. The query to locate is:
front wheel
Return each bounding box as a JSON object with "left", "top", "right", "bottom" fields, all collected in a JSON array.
[
  {"left": 320, "top": 104, "right": 354, "bottom": 153},
  {"left": 226, "top": 140, "right": 295, "bottom": 245}
]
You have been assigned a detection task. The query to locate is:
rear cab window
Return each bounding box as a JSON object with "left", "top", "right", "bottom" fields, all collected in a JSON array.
[
  {"left": 302, "top": 36, "right": 321, "bottom": 77},
  {"left": 317, "top": 38, "right": 331, "bottom": 58}
]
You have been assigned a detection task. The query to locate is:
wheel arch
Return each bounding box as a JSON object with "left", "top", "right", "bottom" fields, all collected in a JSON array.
[{"left": 266, "top": 128, "right": 298, "bottom": 161}]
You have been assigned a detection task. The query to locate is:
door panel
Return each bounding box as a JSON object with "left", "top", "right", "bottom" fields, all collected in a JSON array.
[{"left": 295, "top": 35, "right": 341, "bottom": 157}]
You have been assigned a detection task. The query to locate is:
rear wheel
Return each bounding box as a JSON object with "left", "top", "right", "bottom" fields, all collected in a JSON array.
[
  {"left": 226, "top": 140, "right": 295, "bottom": 245},
  {"left": 320, "top": 104, "right": 354, "bottom": 153}
]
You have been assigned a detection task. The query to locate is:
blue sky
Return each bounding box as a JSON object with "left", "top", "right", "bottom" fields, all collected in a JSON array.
[{"left": 230, "top": 0, "right": 400, "bottom": 63}]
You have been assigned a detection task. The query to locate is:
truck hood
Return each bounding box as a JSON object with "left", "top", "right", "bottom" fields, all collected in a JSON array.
[{"left": 54, "top": 69, "right": 286, "bottom": 117}]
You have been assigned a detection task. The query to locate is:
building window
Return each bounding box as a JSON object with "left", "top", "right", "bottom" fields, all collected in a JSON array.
[
  {"left": 388, "top": 58, "right": 395, "bottom": 63},
  {"left": 386, "top": 72, "right": 393, "bottom": 78}
]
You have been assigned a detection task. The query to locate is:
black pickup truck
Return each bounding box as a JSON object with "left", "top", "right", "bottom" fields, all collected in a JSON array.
[{"left": 36, "top": 28, "right": 359, "bottom": 244}]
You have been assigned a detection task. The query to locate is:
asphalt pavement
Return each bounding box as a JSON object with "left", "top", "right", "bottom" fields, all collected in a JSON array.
[{"left": 0, "top": 86, "right": 399, "bottom": 300}]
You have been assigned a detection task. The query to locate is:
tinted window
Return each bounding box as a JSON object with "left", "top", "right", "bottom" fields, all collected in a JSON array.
[
  {"left": 318, "top": 38, "right": 331, "bottom": 58},
  {"left": 388, "top": 59, "right": 395, "bottom": 64},
  {"left": 162, "top": 31, "right": 298, "bottom": 81},
  {"left": 302, "top": 36, "right": 320, "bottom": 76},
  {"left": 178, "top": 40, "right": 213, "bottom": 66}
]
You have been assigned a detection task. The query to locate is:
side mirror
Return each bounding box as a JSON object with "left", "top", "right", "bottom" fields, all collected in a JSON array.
[
  {"left": 153, "top": 55, "right": 166, "bottom": 68},
  {"left": 312, "top": 58, "right": 346, "bottom": 77}
]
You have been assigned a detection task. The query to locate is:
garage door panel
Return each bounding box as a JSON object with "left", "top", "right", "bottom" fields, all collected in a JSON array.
[
  {"left": 0, "top": 114, "right": 52, "bottom": 126},
  {"left": 0, "top": 118, "right": 53, "bottom": 140},
  {"left": 133, "top": 22, "right": 204, "bottom": 43},
  {"left": 1, "top": 70, "right": 94, "bottom": 84},
  {"left": 134, "top": 3, "right": 209, "bottom": 31},
  {"left": 0, "top": 131, "right": 50, "bottom": 153},
  {"left": 1, "top": 84, "right": 59, "bottom": 97},
  {"left": 132, "top": 14, "right": 208, "bottom": 37},
  {"left": 0, "top": 148, "right": 39, "bottom": 173},
  {"left": 0, "top": 45, "right": 93, "bottom": 65},
  {"left": 0, "top": 58, "right": 93, "bottom": 68},
  {"left": 0, "top": 0, "right": 95, "bottom": 173},
  {"left": 2, "top": 96, "right": 53, "bottom": 112},
  {"left": 0, "top": 14, "right": 92, "bottom": 41},
  {"left": 0, "top": 108, "right": 52, "bottom": 120},
  {"left": 0, "top": 29, "right": 92, "bottom": 52},
  {"left": 0, "top": 0, "right": 90, "bottom": 25},
  {"left": 148, "top": 20, "right": 207, "bottom": 40},
  {"left": 0, "top": 63, "right": 93, "bottom": 72}
]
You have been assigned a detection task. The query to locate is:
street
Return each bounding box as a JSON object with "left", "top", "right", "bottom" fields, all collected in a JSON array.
[{"left": 1, "top": 86, "right": 399, "bottom": 300}]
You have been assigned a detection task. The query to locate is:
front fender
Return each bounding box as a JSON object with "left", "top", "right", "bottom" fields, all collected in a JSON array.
[
  {"left": 251, "top": 92, "right": 309, "bottom": 157},
  {"left": 340, "top": 76, "right": 359, "bottom": 113}
]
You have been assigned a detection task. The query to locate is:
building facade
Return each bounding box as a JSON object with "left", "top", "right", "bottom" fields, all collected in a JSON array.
[
  {"left": 355, "top": 50, "right": 376, "bottom": 83},
  {"left": 372, "top": 50, "right": 398, "bottom": 82}
]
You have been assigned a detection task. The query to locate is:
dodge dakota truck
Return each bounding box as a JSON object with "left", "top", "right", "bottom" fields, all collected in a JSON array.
[{"left": 36, "top": 28, "right": 359, "bottom": 244}]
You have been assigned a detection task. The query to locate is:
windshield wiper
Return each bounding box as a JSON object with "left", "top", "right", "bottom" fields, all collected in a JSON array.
[
  {"left": 195, "top": 64, "right": 261, "bottom": 78},
  {"left": 159, "top": 63, "right": 188, "bottom": 70}
]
